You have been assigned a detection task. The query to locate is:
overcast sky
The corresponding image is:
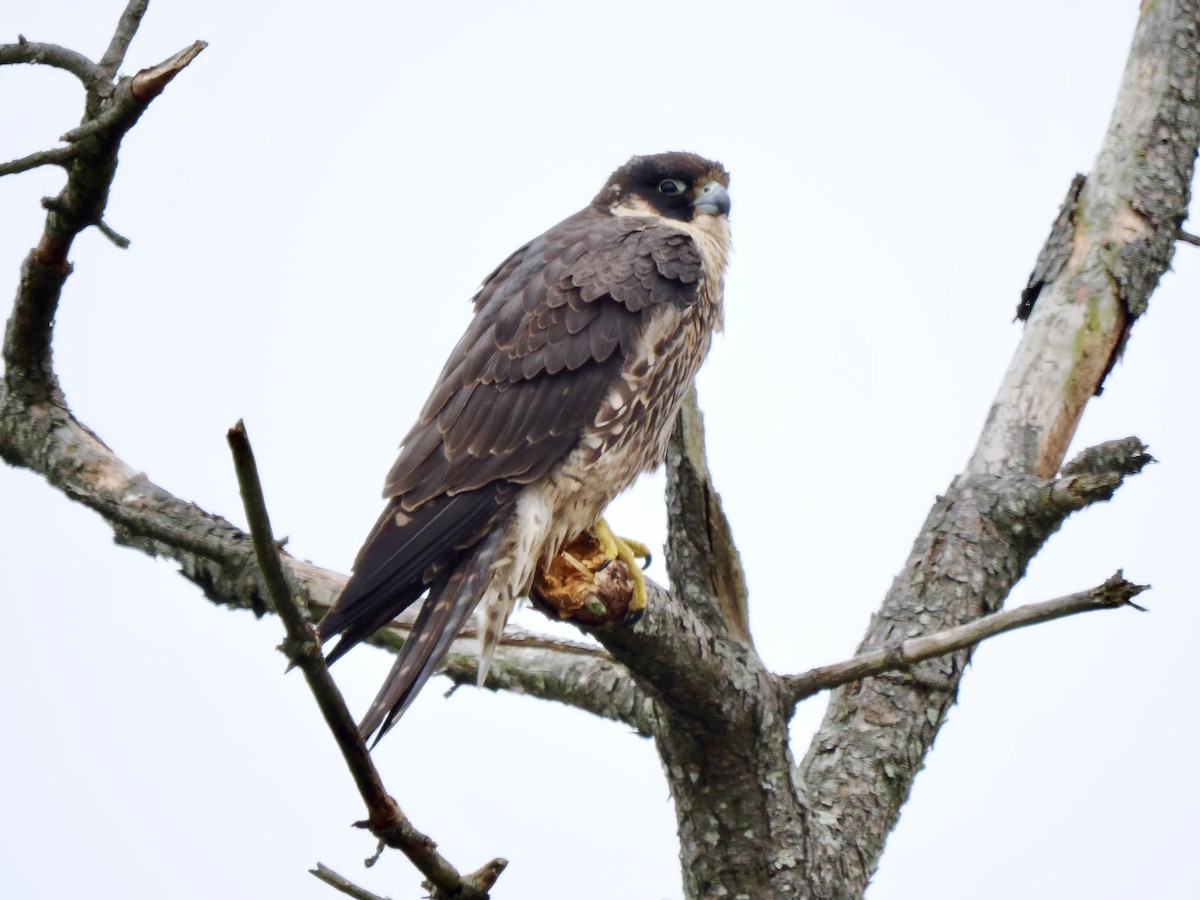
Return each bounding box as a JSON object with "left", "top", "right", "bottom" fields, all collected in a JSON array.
[{"left": 3, "top": 2, "right": 1196, "bottom": 899}]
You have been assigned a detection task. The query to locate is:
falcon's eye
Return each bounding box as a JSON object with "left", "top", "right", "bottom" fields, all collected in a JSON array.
[{"left": 658, "top": 178, "right": 687, "bottom": 196}]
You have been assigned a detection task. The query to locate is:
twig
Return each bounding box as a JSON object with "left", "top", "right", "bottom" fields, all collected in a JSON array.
[
  {"left": 1178, "top": 228, "right": 1200, "bottom": 246},
  {"left": 0, "top": 145, "right": 79, "bottom": 177},
  {"left": 97, "top": 0, "right": 149, "bottom": 78},
  {"left": 226, "top": 420, "right": 506, "bottom": 900},
  {"left": 2, "top": 40, "right": 206, "bottom": 384},
  {"left": 310, "top": 863, "right": 392, "bottom": 900},
  {"left": 94, "top": 218, "right": 130, "bottom": 249},
  {"left": 782, "top": 572, "right": 1148, "bottom": 709}
]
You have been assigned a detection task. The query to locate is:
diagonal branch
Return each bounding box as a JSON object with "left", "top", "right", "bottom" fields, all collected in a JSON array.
[
  {"left": 311, "top": 864, "right": 392, "bottom": 900},
  {"left": 97, "top": 0, "right": 149, "bottom": 78},
  {"left": 228, "top": 421, "right": 506, "bottom": 900},
  {"left": 797, "top": 3, "right": 1200, "bottom": 893},
  {"left": 781, "top": 573, "right": 1148, "bottom": 709}
]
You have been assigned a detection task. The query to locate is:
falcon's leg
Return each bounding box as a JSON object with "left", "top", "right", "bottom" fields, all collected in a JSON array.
[{"left": 591, "top": 517, "right": 652, "bottom": 615}]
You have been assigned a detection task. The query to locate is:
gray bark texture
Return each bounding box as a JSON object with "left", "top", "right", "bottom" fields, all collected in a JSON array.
[{"left": 1, "top": 3, "right": 1195, "bottom": 899}]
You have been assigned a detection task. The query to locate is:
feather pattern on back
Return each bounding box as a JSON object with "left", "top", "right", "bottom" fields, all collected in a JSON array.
[{"left": 319, "top": 152, "right": 731, "bottom": 743}]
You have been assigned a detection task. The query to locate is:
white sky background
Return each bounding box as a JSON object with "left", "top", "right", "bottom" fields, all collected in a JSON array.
[{"left": 2, "top": 1, "right": 1196, "bottom": 898}]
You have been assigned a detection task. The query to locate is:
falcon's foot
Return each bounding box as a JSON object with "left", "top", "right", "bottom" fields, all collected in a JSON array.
[
  {"left": 528, "top": 522, "right": 649, "bottom": 625},
  {"left": 590, "top": 517, "right": 651, "bottom": 619}
]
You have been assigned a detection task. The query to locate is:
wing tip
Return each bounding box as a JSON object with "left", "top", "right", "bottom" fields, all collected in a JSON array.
[{"left": 354, "top": 530, "right": 505, "bottom": 745}]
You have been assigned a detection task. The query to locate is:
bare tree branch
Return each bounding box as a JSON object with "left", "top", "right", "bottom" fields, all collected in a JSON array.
[
  {"left": 311, "top": 864, "right": 392, "bottom": 900},
  {"left": 227, "top": 421, "right": 506, "bottom": 900},
  {"left": 97, "top": 0, "right": 149, "bottom": 78},
  {"left": 0, "top": 145, "right": 79, "bottom": 176},
  {"left": 797, "top": 5, "right": 1200, "bottom": 895},
  {"left": 975, "top": 19, "right": 1196, "bottom": 480},
  {"left": 440, "top": 637, "right": 660, "bottom": 737},
  {"left": 0, "top": 39, "right": 111, "bottom": 93},
  {"left": 228, "top": 423, "right": 389, "bottom": 823},
  {"left": 782, "top": 573, "right": 1148, "bottom": 708},
  {"left": 92, "top": 216, "right": 130, "bottom": 248},
  {"left": 664, "top": 386, "right": 751, "bottom": 646}
]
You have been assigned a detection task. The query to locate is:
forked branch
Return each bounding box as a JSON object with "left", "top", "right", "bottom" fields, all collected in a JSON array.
[{"left": 0, "top": 9, "right": 654, "bottom": 734}]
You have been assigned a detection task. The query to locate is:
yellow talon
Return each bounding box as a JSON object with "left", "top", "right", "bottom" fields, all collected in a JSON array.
[{"left": 591, "top": 517, "right": 652, "bottom": 614}]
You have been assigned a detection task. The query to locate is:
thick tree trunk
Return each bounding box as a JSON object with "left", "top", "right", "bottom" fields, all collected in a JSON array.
[
  {"left": 657, "top": 696, "right": 805, "bottom": 899},
  {"left": 639, "top": 3, "right": 1200, "bottom": 898}
]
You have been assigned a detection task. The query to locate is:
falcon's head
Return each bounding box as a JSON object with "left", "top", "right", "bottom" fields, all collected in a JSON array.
[{"left": 595, "top": 152, "right": 731, "bottom": 222}]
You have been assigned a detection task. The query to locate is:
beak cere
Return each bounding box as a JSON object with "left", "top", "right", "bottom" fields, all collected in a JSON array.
[{"left": 693, "top": 180, "right": 732, "bottom": 217}]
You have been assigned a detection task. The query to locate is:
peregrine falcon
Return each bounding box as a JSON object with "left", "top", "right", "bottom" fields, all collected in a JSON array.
[{"left": 319, "top": 152, "right": 732, "bottom": 742}]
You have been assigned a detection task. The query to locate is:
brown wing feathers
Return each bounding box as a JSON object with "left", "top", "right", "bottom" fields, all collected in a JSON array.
[
  {"left": 319, "top": 484, "right": 515, "bottom": 665},
  {"left": 357, "top": 528, "right": 503, "bottom": 742},
  {"left": 318, "top": 187, "right": 712, "bottom": 738}
]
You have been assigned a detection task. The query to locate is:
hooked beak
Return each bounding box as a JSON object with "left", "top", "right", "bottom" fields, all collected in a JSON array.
[{"left": 693, "top": 180, "right": 731, "bottom": 217}]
